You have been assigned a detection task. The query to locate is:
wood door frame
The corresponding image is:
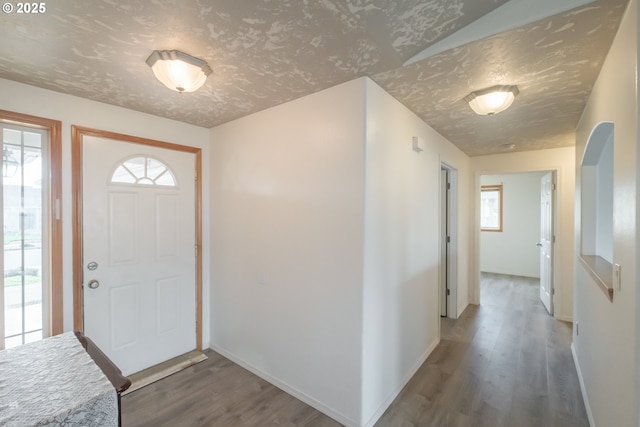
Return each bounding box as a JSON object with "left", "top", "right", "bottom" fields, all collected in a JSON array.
[
  {"left": 72, "top": 126, "right": 203, "bottom": 350},
  {"left": 0, "top": 109, "right": 63, "bottom": 337}
]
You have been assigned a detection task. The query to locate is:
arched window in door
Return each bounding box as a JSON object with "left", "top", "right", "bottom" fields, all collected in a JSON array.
[{"left": 110, "top": 156, "right": 177, "bottom": 187}]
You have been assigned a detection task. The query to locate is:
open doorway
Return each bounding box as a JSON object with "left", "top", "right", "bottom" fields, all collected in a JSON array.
[
  {"left": 440, "top": 163, "right": 458, "bottom": 319},
  {"left": 478, "top": 171, "right": 556, "bottom": 315}
]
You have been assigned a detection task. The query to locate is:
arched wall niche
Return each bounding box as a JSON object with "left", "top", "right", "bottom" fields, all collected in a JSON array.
[{"left": 580, "top": 121, "right": 614, "bottom": 300}]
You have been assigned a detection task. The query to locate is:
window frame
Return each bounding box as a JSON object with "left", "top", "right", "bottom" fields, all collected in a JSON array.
[
  {"left": 110, "top": 155, "right": 178, "bottom": 187},
  {"left": 480, "top": 184, "right": 503, "bottom": 232},
  {"left": 0, "top": 109, "right": 63, "bottom": 344}
]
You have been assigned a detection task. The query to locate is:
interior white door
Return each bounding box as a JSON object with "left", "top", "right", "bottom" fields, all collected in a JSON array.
[
  {"left": 82, "top": 136, "right": 196, "bottom": 376},
  {"left": 539, "top": 172, "right": 554, "bottom": 315},
  {"left": 440, "top": 169, "right": 448, "bottom": 317}
]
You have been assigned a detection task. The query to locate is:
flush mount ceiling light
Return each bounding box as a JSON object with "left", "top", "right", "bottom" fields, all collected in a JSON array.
[
  {"left": 146, "top": 50, "right": 212, "bottom": 93},
  {"left": 464, "top": 85, "right": 519, "bottom": 116}
]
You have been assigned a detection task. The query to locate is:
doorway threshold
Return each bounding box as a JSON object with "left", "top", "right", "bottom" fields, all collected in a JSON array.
[{"left": 122, "top": 350, "right": 208, "bottom": 395}]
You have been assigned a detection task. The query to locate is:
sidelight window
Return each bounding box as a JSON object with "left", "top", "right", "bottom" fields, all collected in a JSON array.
[
  {"left": 1, "top": 111, "right": 61, "bottom": 350},
  {"left": 2, "top": 125, "right": 47, "bottom": 348}
]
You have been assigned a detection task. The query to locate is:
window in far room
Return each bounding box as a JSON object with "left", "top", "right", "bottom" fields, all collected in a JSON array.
[{"left": 480, "top": 185, "right": 502, "bottom": 232}]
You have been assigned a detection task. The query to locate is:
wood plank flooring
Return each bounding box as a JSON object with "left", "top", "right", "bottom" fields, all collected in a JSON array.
[
  {"left": 122, "top": 273, "right": 588, "bottom": 426},
  {"left": 375, "top": 273, "right": 588, "bottom": 427},
  {"left": 121, "top": 350, "right": 342, "bottom": 427}
]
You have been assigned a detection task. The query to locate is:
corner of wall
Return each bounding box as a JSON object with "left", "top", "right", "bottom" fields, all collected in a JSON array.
[
  {"left": 359, "top": 78, "right": 472, "bottom": 425},
  {"left": 572, "top": 0, "right": 638, "bottom": 424},
  {"left": 571, "top": 342, "right": 596, "bottom": 426},
  {"left": 208, "top": 78, "right": 369, "bottom": 424}
]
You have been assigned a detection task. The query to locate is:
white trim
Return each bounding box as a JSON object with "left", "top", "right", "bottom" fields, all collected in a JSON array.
[
  {"left": 209, "top": 344, "right": 359, "bottom": 427},
  {"left": 571, "top": 342, "right": 595, "bottom": 426},
  {"left": 457, "top": 302, "right": 471, "bottom": 318},
  {"left": 441, "top": 162, "right": 459, "bottom": 319},
  {"left": 212, "top": 337, "right": 441, "bottom": 427},
  {"left": 362, "top": 337, "right": 440, "bottom": 427},
  {"left": 447, "top": 168, "right": 459, "bottom": 319}
]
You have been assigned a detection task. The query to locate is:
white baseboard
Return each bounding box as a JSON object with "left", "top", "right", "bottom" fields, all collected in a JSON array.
[
  {"left": 362, "top": 337, "right": 440, "bottom": 427},
  {"left": 571, "top": 342, "right": 595, "bottom": 427},
  {"left": 209, "top": 344, "right": 358, "bottom": 427},
  {"left": 456, "top": 302, "right": 470, "bottom": 318},
  {"left": 211, "top": 338, "right": 441, "bottom": 427}
]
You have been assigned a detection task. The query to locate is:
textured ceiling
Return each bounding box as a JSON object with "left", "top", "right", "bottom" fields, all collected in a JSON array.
[
  {"left": 0, "top": 0, "right": 628, "bottom": 156},
  {"left": 373, "top": 0, "right": 628, "bottom": 156}
]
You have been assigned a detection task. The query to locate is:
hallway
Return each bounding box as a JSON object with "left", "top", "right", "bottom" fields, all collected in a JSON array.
[{"left": 375, "top": 273, "right": 589, "bottom": 426}]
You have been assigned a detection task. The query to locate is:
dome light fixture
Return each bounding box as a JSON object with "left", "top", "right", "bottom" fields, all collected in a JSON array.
[
  {"left": 464, "top": 85, "right": 519, "bottom": 116},
  {"left": 146, "top": 50, "right": 212, "bottom": 93}
]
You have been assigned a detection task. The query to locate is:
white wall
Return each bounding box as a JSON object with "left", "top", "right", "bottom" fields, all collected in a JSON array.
[
  {"left": 0, "top": 78, "right": 212, "bottom": 346},
  {"left": 595, "top": 134, "right": 614, "bottom": 262},
  {"left": 439, "top": 140, "right": 473, "bottom": 320},
  {"left": 573, "top": 0, "right": 637, "bottom": 425},
  {"left": 480, "top": 172, "right": 545, "bottom": 278},
  {"left": 360, "top": 79, "right": 471, "bottom": 425},
  {"left": 209, "top": 77, "right": 473, "bottom": 426},
  {"left": 209, "top": 78, "right": 366, "bottom": 425},
  {"left": 471, "top": 147, "right": 575, "bottom": 321}
]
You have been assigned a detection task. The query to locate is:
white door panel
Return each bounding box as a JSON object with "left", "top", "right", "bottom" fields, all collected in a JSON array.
[
  {"left": 539, "top": 172, "right": 554, "bottom": 315},
  {"left": 83, "top": 136, "right": 196, "bottom": 375},
  {"left": 109, "top": 192, "right": 137, "bottom": 264}
]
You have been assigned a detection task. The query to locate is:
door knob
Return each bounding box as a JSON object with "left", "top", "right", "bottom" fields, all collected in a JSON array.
[{"left": 87, "top": 279, "right": 100, "bottom": 289}]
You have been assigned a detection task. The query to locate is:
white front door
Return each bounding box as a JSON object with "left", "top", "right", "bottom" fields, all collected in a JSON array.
[
  {"left": 82, "top": 136, "right": 196, "bottom": 375},
  {"left": 539, "top": 172, "right": 554, "bottom": 315}
]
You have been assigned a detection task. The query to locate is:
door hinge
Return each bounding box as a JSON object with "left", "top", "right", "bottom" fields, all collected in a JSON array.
[
  {"left": 552, "top": 288, "right": 555, "bottom": 295},
  {"left": 446, "top": 289, "right": 450, "bottom": 296},
  {"left": 447, "top": 183, "right": 451, "bottom": 190},
  {"left": 194, "top": 169, "right": 198, "bottom": 181},
  {"left": 195, "top": 244, "right": 198, "bottom": 257},
  {"left": 552, "top": 183, "right": 557, "bottom": 191},
  {"left": 447, "top": 236, "right": 451, "bottom": 243}
]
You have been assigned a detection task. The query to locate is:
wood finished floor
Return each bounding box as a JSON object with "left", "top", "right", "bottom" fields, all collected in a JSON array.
[
  {"left": 375, "top": 273, "right": 588, "bottom": 427},
  {"left": 122, "top": 273, "right": 588, "bottom": 426}
]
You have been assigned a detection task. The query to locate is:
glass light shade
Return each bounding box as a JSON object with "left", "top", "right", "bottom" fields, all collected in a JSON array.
[
  {"left": 464, "top": 85, "right": 519, "bottom": 115},
  {"left": 146, "top": 50, "right": 212, "bottom": 93}
]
